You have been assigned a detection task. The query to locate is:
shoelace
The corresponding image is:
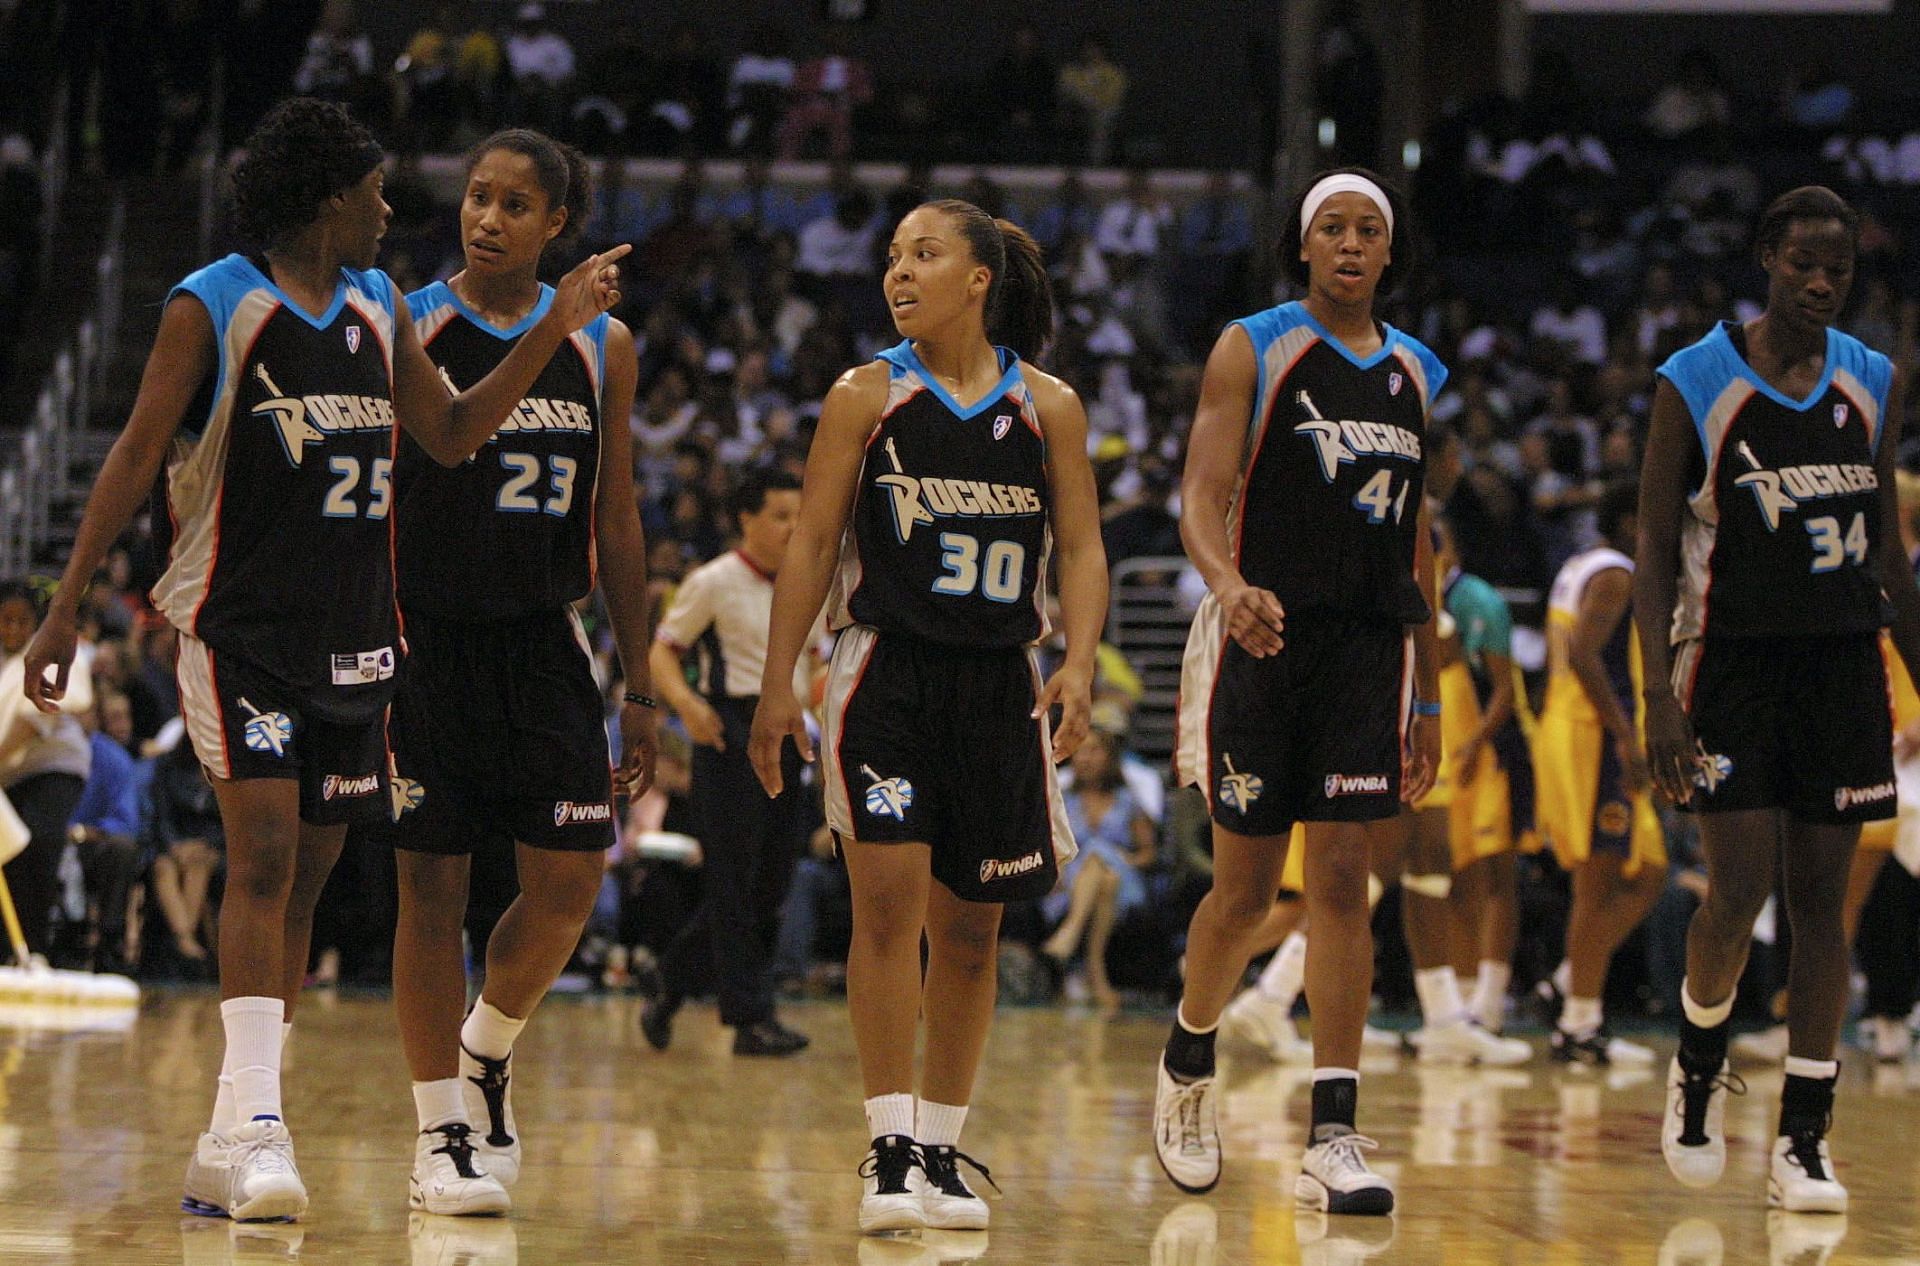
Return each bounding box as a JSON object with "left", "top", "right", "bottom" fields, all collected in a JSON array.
[
  {"left": 1676, "top": 1067, "right": 1747, "bottom": 1146},
  {"left": 858, "top": 1137, "right": 921, "bottom": 1196},
  {"left": 1314, "top": 1131, "right": 1381, "bottom": 1180},
  {"left": 921, "top": 1145, "right": 1000, "bottom": 1198},
  {"left": 464, "top": 1049, "right": 514, "bottom": 1147},
  {"left": 1176, "top": 1082, "right": 1212, "bottom": 1155},
  {"left": 1785, "top": 1113, "right": 1835, "bottom": 1181},
  {"left": 428, "top": 1123, "right": 485, "bottom": 1180},
  {"left": 234, "top": 1130, "right": 293, "bottom": 1176}
]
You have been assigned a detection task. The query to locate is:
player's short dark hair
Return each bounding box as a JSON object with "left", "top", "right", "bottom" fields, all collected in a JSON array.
[
  {"left": 730, "top": 467, "right": 802, "bottom": 521},
  {"left": 231, "top": 98, "right": 384, "bottom": 249},
  {"left": 1598, "top": 479, "right": 1640, "bottom": 544},
  {"left": 464, "top": 128, "right": 592, "bottom": 254},
  {"left": 1282, "top": 166, "right": 1412, "bottom": 297},
  {"left": 1754, "top": 185, "right": 1859, "bottom": 262}
]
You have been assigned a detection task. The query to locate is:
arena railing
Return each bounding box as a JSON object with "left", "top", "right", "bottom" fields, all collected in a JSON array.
[
  {"left": 1107, "top": 555, "right": 1194, "bottom": 769},
  {"left": 0, "top": 192, "right": 124, "bottom": 580}
]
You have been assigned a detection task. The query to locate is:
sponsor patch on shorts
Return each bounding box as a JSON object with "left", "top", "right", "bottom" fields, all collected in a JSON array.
[{"left": 554, "top": 800, "right": 613, "bottom": 827}]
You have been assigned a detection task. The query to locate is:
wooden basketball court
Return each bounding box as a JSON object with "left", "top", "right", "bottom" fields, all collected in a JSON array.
[{"left": 0, "top": 993, "right": 1915, "bottom": 1264}]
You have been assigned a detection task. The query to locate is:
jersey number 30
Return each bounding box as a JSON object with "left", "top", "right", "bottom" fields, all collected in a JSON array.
[
  {"left": 1806, "top": 512, "right": 1867, "bottom": 573},
  {"left": 933, "top": 533, "right": 1025, "bottom": 603}
]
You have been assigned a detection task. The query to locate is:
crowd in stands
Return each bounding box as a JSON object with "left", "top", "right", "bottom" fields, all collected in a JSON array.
[{"left": 5, "top": 5, "right": 1920, "bottom": 1037}]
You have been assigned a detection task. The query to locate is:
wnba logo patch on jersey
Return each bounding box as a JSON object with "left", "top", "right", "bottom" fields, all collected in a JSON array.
[
  {"left": 979, "top": 851, "right": 1045, "bottom": 885},
  {"left": 993, "top": 414, "right": 1012, "bottom": 440},
  {"left": 554, "top": 800, "right": 612, "bottom": 827},
  {"left": 345, "top": 325, "right": 361, "bottom": 354},
  {"left": 1834, "top": 403, "right": 1849, "bottom": 429},
  {"left": 321, "top": 772, "right": 380, "bottom": 801},
  {"left": 1325, "top": 772, "right": 1391, "bottom": 797},
  {"left": 1389, "top": 372, "right": 1404, "bottom": 396}
]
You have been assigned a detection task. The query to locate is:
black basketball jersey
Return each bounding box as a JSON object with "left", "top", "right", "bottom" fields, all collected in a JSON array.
[
  {"left": 397, "top": 282, "right": 609, "bottom": 621},
  {"left": 826, "top": 342, "right": 1051, "bottom": 648},
  {"left": 150, "top": 254, "right": 400, "bottom": 723},
  {"left": 1659, "top": 321, "right": 1893, "bottom": 641},
  {"left": 1229, "top": 302, "right": 1447, "bottom": 623}
]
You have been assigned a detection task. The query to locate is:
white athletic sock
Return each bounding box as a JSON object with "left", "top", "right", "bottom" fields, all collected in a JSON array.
[
  {"left": 221, "top": 996, "right": 286, "bottom": 1124},
  {"left": 916, "top": 1100, "right": 968, "bottom": 1148},
  {"left": 1682, "top": 979, "right": 1735, "bottom": 1029},
  {"left": 865, "top": 1092, "right": 915, "bottom": 1142},
  {"left": 1414, "top": 966, "right": 1467, "bottom": 1027},
  {"left": 461, "top": 998, "right": 528, "bottom": 1062},
  {"left": 210, "top": 1019, "right": 291, "bottom": 1135},
  {"left": 1561, "top": 996, "right": 1603, "bottom": 1038},
  {"left": 1257, "top": 932, "right": 1308, "bottom": 1006},
  {"left": 1473, "top": 960, "right": 1512, "bottom": 1018},
  {"left": 1553, "top": 959, "right": 1573, "bottom": 998},
  {"left": 413, "top": 1078, "right": 468, "bottom": 1133}
]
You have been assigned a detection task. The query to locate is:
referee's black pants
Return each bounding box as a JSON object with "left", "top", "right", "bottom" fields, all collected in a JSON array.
[
  {"left": 660, "top": 697, "right": 805, "bottom": 1027},
  {"left": 1857, "top": 857, "right": 1920, "bottom": 1020}
]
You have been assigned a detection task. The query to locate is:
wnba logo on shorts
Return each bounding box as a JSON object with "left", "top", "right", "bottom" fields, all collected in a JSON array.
[
  {"left": 554, "top": 800, "right": 613, "bottom": 827},
  {"left": 1835, "top": 781, "right": 1895, "bottom": 812},
  {"left": 979, "top": 852, "right": 1044, "bottom": 885},
  {"left": 321, "top": 772, "right": 380, "bottom": 801},
  {"left": 1325, "top": 773, "right": 1390, "bottom": 798}
]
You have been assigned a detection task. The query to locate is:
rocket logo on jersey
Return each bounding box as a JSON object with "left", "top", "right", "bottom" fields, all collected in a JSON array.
[
  {"left": 250, "top": 363, "right": 395, "bottom": 467},
  {"left": 1731, "top": 439, "right": 1877, "bottom": 532},
  {"left": 237, "top": 697, "right": 293, "bottom": 757},
  {"left": 861, "top": 765, "right": 915, "bottom": 821},
  {"left": 1293, "top": 390, "right": 1422, "bottom": 483},
  {"left": 1693, "top": 748, "right": 1733, "bottom": 794},
  {"left": 873, "top": 435, "right": 1041, "bottom": 543},
  {"left": 1217, "top": 755, "right": 1264, "bottom": 814}
]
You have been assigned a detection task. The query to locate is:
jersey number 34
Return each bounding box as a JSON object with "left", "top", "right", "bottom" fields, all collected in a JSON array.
[{"left": 1806, "top": 512, "right": 1867, "bottom": 573}]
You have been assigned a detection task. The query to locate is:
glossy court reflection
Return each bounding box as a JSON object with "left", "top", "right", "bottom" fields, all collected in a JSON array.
[{"left": 0, "top": 994, "right": 1911, "bottom": 1263}]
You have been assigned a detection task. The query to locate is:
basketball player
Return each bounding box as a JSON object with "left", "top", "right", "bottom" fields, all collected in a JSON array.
[
  {"left": 749, "top": 200, "right": 1105, "bottom": 1234},
  {"left": 19, "top": 98, "right": 626, "bottom": 1221},
  {"left": 1637, "top": 186, "right": 1919, "bottom": 1213},
  {"left": 1156, "top": 168, "right": 1445, "bottom": 1215},
  {"left": 1534, "top": 482, "right": 1664, "bottom": 1067},
  {"left": 379, "top": 129, "right": 655, "bottom": 1216}
]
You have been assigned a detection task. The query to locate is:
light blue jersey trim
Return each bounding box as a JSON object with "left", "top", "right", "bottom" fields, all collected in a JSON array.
[{"left": 881, "top": 341, "right": 1022, "bottom": 420}]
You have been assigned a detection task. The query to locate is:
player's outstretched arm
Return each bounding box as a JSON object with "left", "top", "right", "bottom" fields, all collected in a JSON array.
[
  {"left": 24, "top": 295, "right": 213, "bottom": 713},
  {"left": 393, "top": 245, "right": 632, "bottom": 466}
]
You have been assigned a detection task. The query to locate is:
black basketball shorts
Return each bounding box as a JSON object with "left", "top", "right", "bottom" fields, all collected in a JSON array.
[
  {"left": 175, "top": 633, "right": 391, "bottom": 826},
  {"left": 378, "top": 608, "right": 615, "bottom": 854},
  {"left": 1674, "top": 632, "right": 1894, "bottom": 824},
  {"left": 821, "top": 625, "right": 1075, "bottom": 904},
  {"left": 1176, "top": 607, "right": 1409, "bottom": 836}
]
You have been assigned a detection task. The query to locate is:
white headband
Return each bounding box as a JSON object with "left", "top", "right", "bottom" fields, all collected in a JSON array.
[{"left": 1300, "top": 174, "right": 1393, "bottom": 238}]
